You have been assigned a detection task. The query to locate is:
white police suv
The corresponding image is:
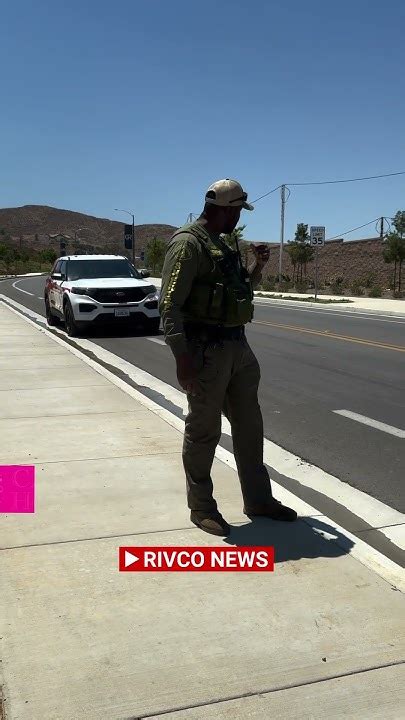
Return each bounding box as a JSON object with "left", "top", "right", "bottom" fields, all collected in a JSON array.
[{"left": 44, "top": 254, "right": 160, "bottom": 337}]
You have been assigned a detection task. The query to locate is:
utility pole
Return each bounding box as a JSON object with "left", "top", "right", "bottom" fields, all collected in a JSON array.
[
  {"left": 278, "top": 184, "right": 286, "bottom": 284},
  {"left": 380, "top": 216, "right": 384, "bottom": 239},
  {"left": 132, "top": 213, "right": 135, "bottom": 265}
]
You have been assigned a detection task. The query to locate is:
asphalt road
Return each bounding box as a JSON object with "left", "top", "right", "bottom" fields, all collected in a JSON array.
[{"left": 2, "top": 275, "right": 405, "bottom": 512}]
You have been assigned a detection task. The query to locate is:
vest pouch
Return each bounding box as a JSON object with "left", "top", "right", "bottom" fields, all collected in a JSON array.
[
  {"left": 209, "top": 283, "right": 224, "bottom": 320},
  {"left": 240, "top": 267, "right": 254, "bottom": 300},
  {"left": 225, "top": 285, "right": 254, "bottom": 324},
  {"left": 184, "top": 282, "right": 211, "bottom": 317}
]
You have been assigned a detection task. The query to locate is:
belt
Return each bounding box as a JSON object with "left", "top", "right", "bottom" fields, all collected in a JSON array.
[{"left": 184, "top": 323, "right": 245, "bottom": 341}]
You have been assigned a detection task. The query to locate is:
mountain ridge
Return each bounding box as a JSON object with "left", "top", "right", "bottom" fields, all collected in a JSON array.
[{"left": 0, "top": 204, "right": 177, "bottom": 254}]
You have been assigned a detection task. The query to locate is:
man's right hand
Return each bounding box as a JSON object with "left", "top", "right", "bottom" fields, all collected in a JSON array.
[{"left": 176, "top": 352, "right": 199, "bottom": 395}]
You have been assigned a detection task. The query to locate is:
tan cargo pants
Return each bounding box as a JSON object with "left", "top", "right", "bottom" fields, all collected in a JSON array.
[{"left": 183, "top": 333, "right": 272, "bottom": 514}]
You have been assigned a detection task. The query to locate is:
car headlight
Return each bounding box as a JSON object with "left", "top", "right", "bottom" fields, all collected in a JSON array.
[
  {"left": 71, "top": 287, "right": 89, "bottom": 295},
  {"left": 145, "top": 292, "right": 160, "bottom": 301}
]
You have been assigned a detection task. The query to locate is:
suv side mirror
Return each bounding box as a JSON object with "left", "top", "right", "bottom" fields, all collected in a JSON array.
[
  {"left": 140, "top": 269, "right": 150, "bottom": 278},
  {"left": 51, "top": 272, "right": 63, "bottom": 280}
]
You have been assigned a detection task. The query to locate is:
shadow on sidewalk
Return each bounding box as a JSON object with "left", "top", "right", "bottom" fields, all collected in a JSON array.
[{"left": 224, "top": 516, "right": 354, "bottom": 563}]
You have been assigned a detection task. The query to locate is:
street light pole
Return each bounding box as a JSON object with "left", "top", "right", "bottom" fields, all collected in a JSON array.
[{"left": 114, "top": 208, "right": 135, "bottom": 265}]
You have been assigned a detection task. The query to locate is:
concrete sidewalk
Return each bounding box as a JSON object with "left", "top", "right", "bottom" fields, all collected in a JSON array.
[
  {"left": 0, "top": 300, "right": 404, "bottom": 720},
  {"left": 149, "top": 277, "right": 405, "bottom": 316}
]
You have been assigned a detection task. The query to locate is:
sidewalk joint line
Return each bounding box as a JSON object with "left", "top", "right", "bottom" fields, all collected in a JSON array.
[
  {"left": 0, "top": 409, "right": 155, "bottom": 423},
  {"left": 0, "top": 514, "right": 374, "bottom": 550},
  {"left": 0, "top": 451, "right": 179, "bottom": 466},
  {"left": 0, "top": 383, "right": 109, "bottom": 391},
  {"left": 357, "top": 521, "right": 405, "bottom": 532},
  {"left": 1, "top": 525, "right": 203, "bottom": 549},
  {"left": 128, "top": 660, "right": 405, "bottom": 719}
]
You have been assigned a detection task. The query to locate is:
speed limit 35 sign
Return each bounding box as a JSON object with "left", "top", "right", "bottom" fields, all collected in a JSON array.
[{"left": 310, "top": 226, "right": 325, "bottom": 246}]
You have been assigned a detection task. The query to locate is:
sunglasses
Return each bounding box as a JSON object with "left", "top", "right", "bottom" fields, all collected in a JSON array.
[{"left": 229, "top": 192, "right": 248, "bottom": 205}]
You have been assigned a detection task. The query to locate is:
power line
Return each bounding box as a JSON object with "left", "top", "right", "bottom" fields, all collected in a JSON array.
[
  {"left": 326, "top": 218, "right": 381, "bottom": 241},
  {"left": 252, "top": 170, "right": 405, "bottom": 205},
  {"left": 251, "top": 185, "right": 281, "bottom": 204},
  {"left": 288, "top": 170, "right": 405, "bottom": 187}
]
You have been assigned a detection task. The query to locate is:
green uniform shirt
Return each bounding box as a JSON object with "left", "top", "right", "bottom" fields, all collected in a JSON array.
[{"left": 159, "top": 222, "right": 263, "bottom": 357}]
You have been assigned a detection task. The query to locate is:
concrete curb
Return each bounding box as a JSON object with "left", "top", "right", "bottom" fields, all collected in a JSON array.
[{"left": 0, "top": 273, "right": 46, "bottom": 281}]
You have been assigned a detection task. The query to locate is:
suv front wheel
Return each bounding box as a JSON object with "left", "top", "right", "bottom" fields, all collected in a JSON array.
[
  {"left": 145, "top": 317, "right": 161, "bottom": 335},
  {"left": 64, "top": 301, "right": 82, "bottom": 337}
]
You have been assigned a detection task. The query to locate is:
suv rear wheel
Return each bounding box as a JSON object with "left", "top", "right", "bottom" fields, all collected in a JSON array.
[{"left": 45, "top": 296, "right": 58, "bottom": 326}]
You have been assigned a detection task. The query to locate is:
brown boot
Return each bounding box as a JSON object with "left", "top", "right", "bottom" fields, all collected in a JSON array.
[
  {"left": 190, "top": 511, "right": 231, "bottom": 536},
  {"left": 244, "top": 499, "right": 297, "bottom": 522}
]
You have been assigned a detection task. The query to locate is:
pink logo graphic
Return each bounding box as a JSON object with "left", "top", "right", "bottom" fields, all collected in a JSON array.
[{"left": 0, "top": 465, "right": 35, "bottom": 513}]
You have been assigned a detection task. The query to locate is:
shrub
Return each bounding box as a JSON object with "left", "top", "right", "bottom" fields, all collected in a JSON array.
[
  {"left": 350, "top": 280, "right": 365, "bottom": 296},
  {"left": 330, "top": 276, "right": 345, "bottom": 295},
  {"left": 368, "top": 286, "right": 382, "bottom": 298},
  {"left": 295, "top": 281, "right": 309, "bottom": 293},
  {"left": 261, "top": 275, "right": 276, "bottom": 291},
  {"left": 362, "top": 273, "right": 376, "bottom": 289},
  {"left": 278, "top": 280, "right": 294, "bottom": 292}
]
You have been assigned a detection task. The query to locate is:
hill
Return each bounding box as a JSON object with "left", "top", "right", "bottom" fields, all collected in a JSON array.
[{"left": 0, "top": 205, "right": 177, "bottom": 256}]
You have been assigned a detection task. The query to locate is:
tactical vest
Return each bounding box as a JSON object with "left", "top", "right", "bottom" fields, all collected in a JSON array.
[{"left": 172, "top": 224, "right": 254, "bottom": 326}]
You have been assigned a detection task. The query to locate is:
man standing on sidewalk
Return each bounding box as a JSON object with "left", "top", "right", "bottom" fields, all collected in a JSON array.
[{"left": 159, "top": 179, "right": 297, "bottom": 536}]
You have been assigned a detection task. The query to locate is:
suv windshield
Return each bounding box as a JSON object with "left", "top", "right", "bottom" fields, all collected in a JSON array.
[{"left": 67, "top": 259, "right": 140, "bottom": 281}]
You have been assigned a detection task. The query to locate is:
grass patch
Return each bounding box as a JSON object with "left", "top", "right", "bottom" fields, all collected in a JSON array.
[{"left": 255, "top": 293, "right": 353, "bottom": 304}]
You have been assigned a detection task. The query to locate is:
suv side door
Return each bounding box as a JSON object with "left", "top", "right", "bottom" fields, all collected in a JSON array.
[
  {"left": 48, "top": 260, "right": 62, "bottom": 310},
  {"left": 55, "top": 259, "right": 67, "bottom": 313}
]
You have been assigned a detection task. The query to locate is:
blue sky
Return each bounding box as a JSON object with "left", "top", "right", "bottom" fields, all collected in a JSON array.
[{"left": 1, "top": 0, "right": 404, "bottom": 241}]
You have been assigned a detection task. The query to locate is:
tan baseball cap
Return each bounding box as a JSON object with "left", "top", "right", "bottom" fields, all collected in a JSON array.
[{"left": 205, "top": 178, "right": 254, "bottom": 211}]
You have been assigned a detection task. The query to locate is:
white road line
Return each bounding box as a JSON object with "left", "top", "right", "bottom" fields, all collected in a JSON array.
[
  {"left": 147, "top": 337, "right": 166, "bottom": 346},
  {"left": 253, "top": 300, "right": 405, "bottom": 323},
  {"left": 12, "top": 280, "right": 34, "bottom": 297},
  {"left": 2, "top": 293, "right": 405, "bottom": 563},
  {"left": 334, "top": 410, "right": 405, "bottom": 439}
]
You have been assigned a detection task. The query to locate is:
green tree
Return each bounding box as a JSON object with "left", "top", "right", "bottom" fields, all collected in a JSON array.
[
  {"left": 0, "top": 245, "right": 17, "bottom": 274},
  {"left": 393, "top": 210, "right": 405, "bottom": 238},
  {"left": 383, "top": 231, "right": 405, "bottom": 294},
  {"left": 145, "top": 236, "right": 167, "bottom": 276},
  {"left": 287, "top": 223, "right": 314, "bottom": 283},
  {"left": 39, "top": 248, "right": 58, "bottom": 268},
  {"left": 14, "top": 248, "right": 30, "bottom": 263},
  {"left": 286, "top": 242, "right": 301, "bottom": 283},
  {"left": 222, "top": 225, "right": 246, "bottom": 247},
  {"left": 222, "top": 225, "right": 252, "bottom": 266},
  {"left": 294, "top": 223, "right": 310, "bottom": 244}
]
